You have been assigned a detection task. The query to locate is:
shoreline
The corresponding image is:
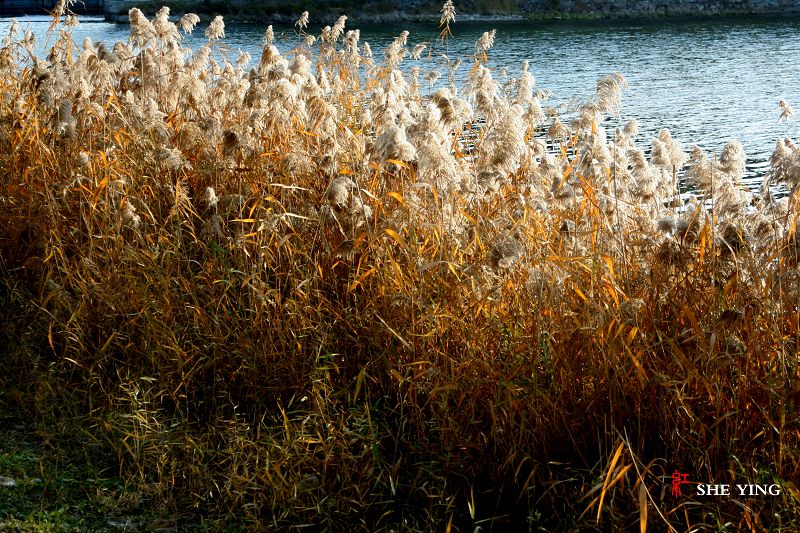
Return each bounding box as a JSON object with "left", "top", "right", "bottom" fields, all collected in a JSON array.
[
  {"left": 2, "top": 6, "right": 798, "bottom": 24},
  {"left": 97, "top": 6, "right": 800, "bottom": 24}
]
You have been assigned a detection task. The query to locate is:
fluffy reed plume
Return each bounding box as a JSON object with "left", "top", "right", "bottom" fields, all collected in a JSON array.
[
  {"left": 719, "top": 138, "right": 745, "bottom": 179},
  {"left": 55, "top": 98, "right": 76, "bottom": 139},
  {"left": 322, "top": 175, "right": 371, "bottom": 236},
  {"left": 654, "top": 129, "right": 686, "bottom": 170},
  {"left": 628, "top": 148, "right": 658, "bottom": 203},
  {"left": 325, "top": 176, "right": 356, "bottom": 208},
  {"left": 475, "top": 29, "right": 497, "bottom": 54},
  {"left": 779, "top": 98, "right": 795, "bottom": 122},
  {"left": 374, "top": 124, "right": 416, "bottom": 163},
  {"left": 296, "top": 11, "right": 309, "bottom": 29},
  {"left": 656, "top": 214, "right": 676, "bottom": 235},
  {"left": 205, "top": 16, "right": 225, "bottom": 40},
  {"left": 546, "top": 118, "right": 569, "bottom": 141},
  {"left": 120, "top": 198, "right": 141, "bottom": 229},
  {"left": 685, "top": 145, "right": 714, "bottom": 190},
  {"left": 595, "top": 72, "right": 627, "bottom": 115},
  {"left": 331, "top": 16, "right": 348, "bottom": 43},
  {"left": 476, "top": 105, "right": 527, "bottom": 189},
  {"left": 490, "top": 234, "right": 524, "bottom": 270},
  {"left": 440, "top": 0, "right": 456, "bottom": 27},
  {"left": 415, "top": 128, "right": 461, "bottom": 193},
  {"left": 675, "top": 198, "right": 708, "bottom": 242},
  {"left": 770, "top": 138, "right": 800, "bottom": 189},
  {"left": 623, "top": 118, "right": 638, "bottom": 137},
  {"left": 205, "top": 187, "right": 219, "bottom": 209},
  {"left": 515, "top": 60, "right": 535, "bottom": 105},
  {"left": 152, "top": 7, "right": 179, "bottom": 43},
  {"left": 383, "top": 31, "right": 409, "bottom": 69},
  {"left": 177, "top": 13, "right": 200, "bottom": 34},
  {"left": 51, "top": 0, "right": 70, "bottom": 17},
  {"left": 128, "top": 8, "right": 157, "bottom": 48},
  {"left": 425, "top": 69, "right": 442, "bottom": 86},
  {"left": 439, "top": 0, "right": 456, "bottom": 42},
  {"left": 467, "top": 64, "right": 503, "bottom": 122},
  {"left": 570, "top": 102, "right": 602, "bottom": 134},
  {"left": 429, "top": 88, "right": 471, "bottom": 134},
  {"left": 684, "top": 140, "right": 751, "bottom": 221},
  {"left": 157, "top": 147, "right": 188, "bottom": 170}
]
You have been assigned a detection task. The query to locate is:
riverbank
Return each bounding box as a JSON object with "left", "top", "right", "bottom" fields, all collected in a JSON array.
[{"left": 101, "top": 0, "right": 800, "bottom": 23}]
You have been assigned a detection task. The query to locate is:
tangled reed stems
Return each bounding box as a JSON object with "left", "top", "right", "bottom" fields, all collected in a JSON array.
[{"left": 1, "top": 5, "right": 800, "bottom": 530}]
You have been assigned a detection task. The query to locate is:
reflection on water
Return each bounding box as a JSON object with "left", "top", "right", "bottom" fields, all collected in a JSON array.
[{"left": 2, "top": 14, "right": 800, "bottom": 188}]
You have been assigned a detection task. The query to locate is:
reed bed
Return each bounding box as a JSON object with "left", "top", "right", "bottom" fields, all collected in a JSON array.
[{"left": 1, "top": 4, "right": 800, "bottom": 530}]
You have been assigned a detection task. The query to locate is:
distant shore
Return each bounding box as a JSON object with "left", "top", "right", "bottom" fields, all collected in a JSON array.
[
  {"left": 99, "top": 10, "right": 800, "bottom": 24},
  {"left": 97, "top": 0, "right": 800, "bottom": 24},
  {"left": 2, "top": 1, "right": 797, "bottom": 24}
]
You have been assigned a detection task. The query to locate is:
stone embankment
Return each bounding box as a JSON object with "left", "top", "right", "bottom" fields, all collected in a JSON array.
[
  {"left": 522, "top": 0, "right": 800, "bottom": 17},
  {"left": 102, "top": 0, "right": 800, "bottom": 22}
]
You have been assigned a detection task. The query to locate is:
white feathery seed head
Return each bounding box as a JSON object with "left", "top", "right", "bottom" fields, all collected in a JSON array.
[
  {"left": 128, "top": 8, "right": 157, "bottom": 48},
  {"left": 656, "top": 215, "right": 676, "bottom": 235},
  {"left": 779, "top": 98, "right": 794, "bottom": 122},
  {"left": 157, "top": 147, "right": 187, "bottom": 170},
  {"left": 770, "top": 138, "right": 800, "bottom": 187},
  {"left": 547, "top": 119, "right": 569, "bottom": 141},
  {"left": 325, "top": 176, "right": 356, "bottom": 207},
  {"left": 296, "top": 11, "right": 309, "bottom": 29},
  {"left": 440, "top": 0, "right": 456, "bottom": 27},
  {"left": 719, "top": 139, "right": 746, "bottom": 181},
  {"left": 178, "top": 13, "right": 200, "bottom": 34},
  {"left": 375, "top": 124, "right": 417, "bottom": 163},
  {"left": 205, "top": 187, "right": 219, "bottom": 208},
  {"left": 623, "top": 119, "right": 638, "bottom": 137},
  {"left": 344, "top": 29, "right": 360, "bottom": 54},
  {"left": 476, "top": 29, "right": 496, "bottom": 53},
  {"left": 331, "top": 16, "right": 347, "bottom": 42},
  {"left": 205, "top": 16, "right": 225, "bottom": 41},
  {"left": 264, "top": 25, "right": 274, "bottom": 46},
  {"left": 121, "top": 199, "right": 141, "bottom": 229},
  {"left": 684, "top": 145, "right": 715, "bottom": 191},
  {"left": 595, "top": 72, "right": 627, "bottom": 115},
  {"left": 153, "top": 6, "right": 180, "bottom": 43}
]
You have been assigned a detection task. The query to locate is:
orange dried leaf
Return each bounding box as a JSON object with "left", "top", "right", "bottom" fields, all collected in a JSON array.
[
  {"left": 387, "top": 191, "right": 406, "bottom": 207},
  {"left": 384, "top": 159, "right": 408, "bottom": 168},
  {"left": 384, "top": 228, "right": 409, "bottom": 250}
]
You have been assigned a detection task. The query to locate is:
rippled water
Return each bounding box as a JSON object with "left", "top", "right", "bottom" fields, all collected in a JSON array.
[{"left": 3, "top": 14, "right": 800, "bottom": 188}]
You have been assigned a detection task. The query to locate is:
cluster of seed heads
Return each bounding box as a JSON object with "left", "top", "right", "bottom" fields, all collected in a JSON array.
[{"left": 2, "top": 4, "right": 799, "bottom": 290}]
